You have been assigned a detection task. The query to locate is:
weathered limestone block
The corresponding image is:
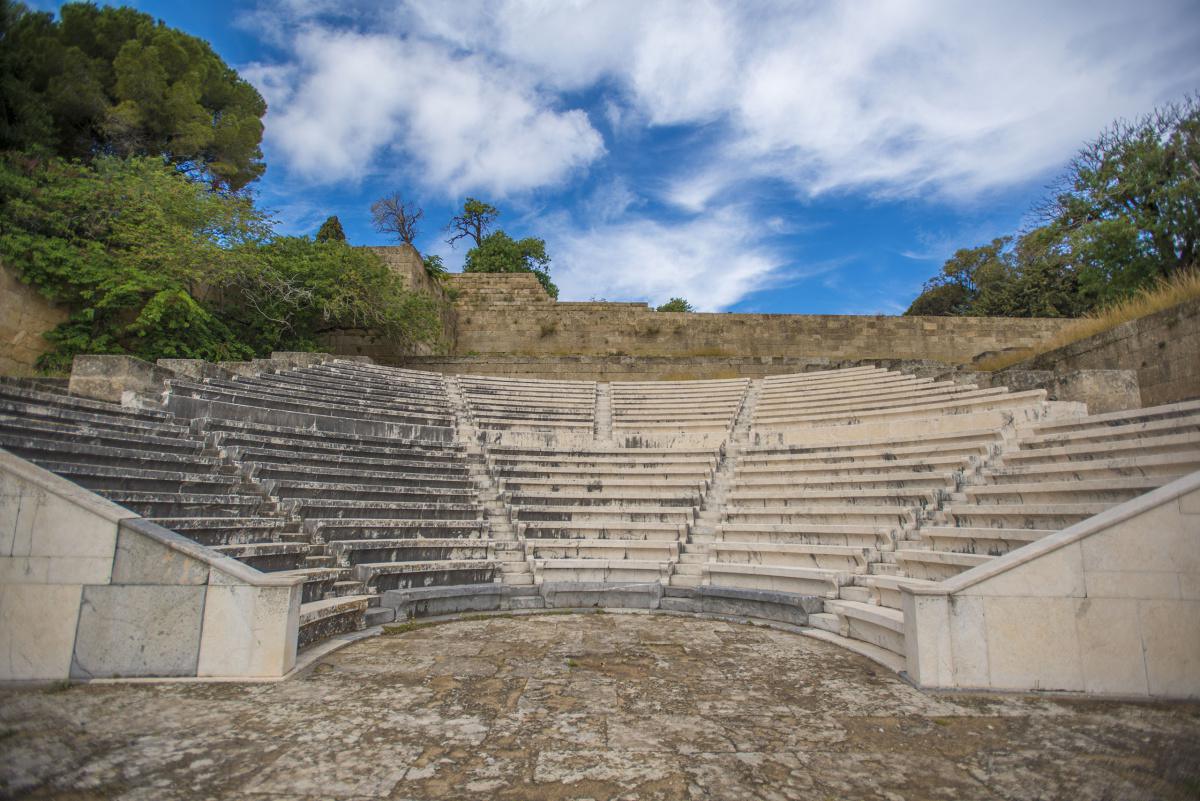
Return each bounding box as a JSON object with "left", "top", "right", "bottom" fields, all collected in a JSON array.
[
  {"left": 69, "top": 354, "right": 175, "bottom": 404},
  {"left": 71, "top": 584, "right": 206, "bottom": 678}
]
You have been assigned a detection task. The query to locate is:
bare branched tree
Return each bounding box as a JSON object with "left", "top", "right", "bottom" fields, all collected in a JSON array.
[
  {"left": 445, "top": 197, "right": 499, "bottom": 248},
  {"left": 371, "top": 193, "right": 423, "bottom": 245}
]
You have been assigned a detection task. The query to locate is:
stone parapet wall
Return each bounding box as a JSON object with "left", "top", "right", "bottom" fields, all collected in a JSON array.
[
  {"left": 0, "top": 263, "right": 67, "bottom": 375},
  {"left": 442, "top": 274, "right": 1071, "bottom": 365},
  {"left": 1014, "top": 297, "right": 1200, "bottom": 407}
]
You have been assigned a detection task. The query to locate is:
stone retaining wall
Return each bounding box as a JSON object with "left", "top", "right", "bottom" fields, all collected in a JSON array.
[
  {"left": 441, "top": 273, "right": 1070, "bottom": 365},
  {"left": 1014, "top": 298, "right": 1200, "bottom": 407}
]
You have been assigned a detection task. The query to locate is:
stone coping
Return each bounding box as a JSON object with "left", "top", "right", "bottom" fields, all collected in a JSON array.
[
  {"left": 0, "top": 447, "right": 303, "bottom": 591},
  {"left": 905, "top": 469, "right": 1200, "bottom": 598}
]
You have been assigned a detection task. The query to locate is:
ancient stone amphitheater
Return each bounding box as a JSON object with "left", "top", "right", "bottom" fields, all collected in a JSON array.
[{"left": 2, "top": 345, "right": 1197, "bottom": 698}]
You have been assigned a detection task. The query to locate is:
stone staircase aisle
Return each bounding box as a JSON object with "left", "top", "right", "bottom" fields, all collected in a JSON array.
[
  {"left": 671, "top": 379, "right": 762, "bottom": 588},
  {"left": 594, "top": 382, "right": 613, "bottom": 445},
  {"left": 445, "top": 375, "right": 533, "bottom": 586}
]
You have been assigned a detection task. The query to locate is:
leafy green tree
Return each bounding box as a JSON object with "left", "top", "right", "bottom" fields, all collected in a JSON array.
[
  {"left": 463, "top": 230, "right": 558, "bottom": 299},
  {"left": 446, "top": 197, "right": 498, "bottom": 248},
  {"left": 0, "top": 153, "right": 439, "bottom": 370},
  {"left": 906, "top": 97, "right": 1199, "bottom": 317},
  {"left": 0, "top": 1, "right": 266, "bottom": 190},
  {"left": 315, "top": 215, "right": 346, "bottom": 242},
  {"left": 1043, "top": 97, "right": 1199, "bottom": 304},
  {"left": 422, "top": 253, "right": 447, "bottom": 278},
  {"left": 656, "top": 297, "right": 694, "bottom": 312}
]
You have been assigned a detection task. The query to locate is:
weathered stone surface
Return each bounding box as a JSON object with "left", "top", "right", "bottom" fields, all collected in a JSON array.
[
  {"left": 0, "top": 263, "right": 67, "bottom": 376},
  {"left": 68, "top": 355, "right": 175, "bottom": 404},
  {"left": 70, "top": 585, "right": 205, "bottom": 678},
  {"left": 3, "top": 614, "right": 1198, "bottom": 800}
]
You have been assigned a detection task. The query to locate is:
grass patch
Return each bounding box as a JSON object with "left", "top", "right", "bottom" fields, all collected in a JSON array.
[{"left": 975, "top": 269, "right": 1200, "bottom": 372}]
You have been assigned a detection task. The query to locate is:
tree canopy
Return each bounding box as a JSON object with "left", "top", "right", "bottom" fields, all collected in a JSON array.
[
  {"left": 0, "top": 153, "right": 439, "bottom": 370},
  {"left": 463, "top": 230, "right": 559, "bottom": 299},
  {"left": 446, "top": 198, "right": 498, "bottom": 248},
  {"left": 907, "top": 97, "right": 1199, "bottom": 317},
  {"left": 0, "top": 0, "right": 266, "bottom": 190},
  {"left": 655, "top": 297, "right": 694, "bottom": 312},
  {"left": 315, "top": 215, "right": 346, "bottom": 242}
]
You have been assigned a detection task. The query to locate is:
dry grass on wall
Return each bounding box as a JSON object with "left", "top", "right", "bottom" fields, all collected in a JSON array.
[{"left": 975, "top": 269, "right": 1200, "bottom": 372}]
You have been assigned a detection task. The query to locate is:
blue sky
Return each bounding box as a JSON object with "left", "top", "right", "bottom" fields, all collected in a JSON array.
[{"left": 33, "top": 0, "right": 1200, "bottom": 313}]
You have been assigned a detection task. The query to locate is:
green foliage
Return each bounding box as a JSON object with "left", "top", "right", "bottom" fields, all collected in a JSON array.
[
  {"left": 315, "top": 215, "right": 346, "bottom": 243},
  {"left": 422, "top": 253, "right": 447, "bottom": 279},
  {"left": 0, "top": 153, "right": 441, "bottom": 370},
  {"left": 655, "top": 297, "right": 694, "bottom": 312},
  {"left": 446, "top": 197, "right": 498, "bottom": 248},
  {"left": 1046, "top": 97, "right": 1199, "bottom": 304},
  {"left": 463, "top": 230, "right": 559, "bottom": 299},
  {"left": 0, "top": 1, "right": 265, "bottom": 190},
  {"left": 907, "top": 97, "right": 1199, "bottom": 317}
]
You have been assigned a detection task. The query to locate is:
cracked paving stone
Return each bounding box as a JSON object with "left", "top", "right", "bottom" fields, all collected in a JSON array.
[{"left": 1, "top": 613, "right": 1198, "bottom": 800}]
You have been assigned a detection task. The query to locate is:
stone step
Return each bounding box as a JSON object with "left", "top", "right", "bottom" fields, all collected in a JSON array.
[
  {"left": 511, "top": 504, "right": 695, "bottom": 524},
  {"left": 517, "top": 520, "right": 687, "bottom": 541},
  {"left": 351, "top": 560, "right": 500, "bottom": 593},
  {"left": 824, "top": 600, "right": 906, "bottom": 657},
  {"left": 702, "top": 563, "right": 848, "bottom": 598},
  {"left": 668, "top": 574, "right": 702, "bottom": 588},
  {"left": 202, "top": 417, "right": 464, "bottom": 455},
  {"left": 732, "top": 470, "right": 961, "bottom": 492},
  {"left": 525, "top": 539, "right": 678, "bottom": 561},
  {"left": 806, "top": 612, "right": 842, "bottom": 634},
  {"left": 0, "top": 383, "right": 176, "bottom": 422},
  {"left": 726, "top": 487, "right": 942, "bottom": 507},
  {"left": 250, "top": 462, "right": 475, "bottom": 489},
  {"left": 210, "top": 542, "right": 312, "bottom": 572},
  {"left": 861, "top": 575, "right": 939, "bottom": 609},
  {"left": 497, "top": 477, "right": 708, "bottom": 492},
  {"left": 1025, "top": 400, "right": 1200, "bottom": 436},
  {"left": 327, "top": 539, "right": 495, "bottom": 567},
  {"left": 234, "top": 447, "right": 470, "bottom": 476},
  {"left": 173, "top": 379, "right": 454, "bottom": 428},
  {"left": 270, "top": 480, "right": 476, "bottom": 504},
  {"left": 755, "top": 385, "right": 1000, "bottom": 420},
  {"left": 0, "top": 414, "right": 202, "bottom": 454},
  {"left": 149, "top": 516, "right": 300, "bottom": 547},
  {"left": 916, "top": 526, "right": 1051, "bottom": 556},
  {"left": 983, "top": 451, "right": 1200, "bottom": 483},
  {"left": 30, "top": 461, "right": 247, "bottom": 496},
  {"left": 723, "top": 505, "right": 918, "bottom": 527},
  {"left": 503, "top": 490, "right": 701, "bottom": 506},
  {"left": 962, "top": 476, "right": 1165, "bottom": 505},
  {"left": 939, "top": 503, "right": 1108, "bottom": 529},
  {"left": 0, "top": 435, "right": 221, "bottom": 473},
  {"left": 1000, "top": 432, "right": 1200, "bottom": 465},
  {"left": 752, "top": 390, "right": 1047, "bottom": 429},
  {"left": 297, "top": 595, "right": 371, "bottom": 649},
  {"left": 895, "top": 549, "right": 991, "bottom": 581},
  {"left": 708, "top": 542, "right": 874, "bottom": 572},
  {"left": 286, "top": 499, "right": 481, "bottom": 521},
  {"left": 100, "top": 491, "right": 272, "bottom": 519},
  {"left": 715, "top": 523, "right": 896, "bottom": 548},
  {"left": 530, "top": 558, "right": 671, "bottom": 584},
  {"left": 306, "top": 519, "right": 490, "bottom": 541}
]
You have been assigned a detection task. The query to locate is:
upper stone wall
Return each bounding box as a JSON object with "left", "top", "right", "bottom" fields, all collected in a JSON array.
[{"left": 443, "top": 273, "right": 1071, "bottom": 365}]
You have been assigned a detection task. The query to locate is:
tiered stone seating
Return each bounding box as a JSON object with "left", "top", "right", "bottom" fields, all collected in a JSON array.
[
  {"left": 807, "top": 400, "right": 1200, "bottom": 669},
  {"left": 457, "top": 375, "right": 596, "bottom": 439},
  {"left": 191, "top": 361, "right": 498, "bottom": 614},
  {"left": 905, "top": 400, "right": 1200, "bottom": 579},
  {"left": 611, "top": 378, "right": 747, "bottom": 446},
  {"left": 751, "top": 366, "right": 1061, "bottom": 445},
  {"left": 487, "top": 445, "right": 717, "bottom": 584},
  {"left": 702, "top": 427, "right": 1003, "bottom": 602}
]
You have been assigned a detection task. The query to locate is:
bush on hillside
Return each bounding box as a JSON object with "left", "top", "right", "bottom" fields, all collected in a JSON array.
[{"left": 0, "top": 153, "right": 440, "bottom": 370}]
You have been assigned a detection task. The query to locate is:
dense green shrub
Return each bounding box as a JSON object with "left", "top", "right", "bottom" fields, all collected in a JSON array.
[{"left": 0, "top": 153, "right": 440, "bottom": 370}]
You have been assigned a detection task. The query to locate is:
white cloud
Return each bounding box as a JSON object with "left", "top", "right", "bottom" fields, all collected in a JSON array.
[
  {"left": 243, "top": 27, "right": 604, "bottom": 196},
  {"left": 398, "top": 0, "right": 1200, "bottom": 199},
  {"left": 547, "top": 208, "right": 784, "bottom": 311}
]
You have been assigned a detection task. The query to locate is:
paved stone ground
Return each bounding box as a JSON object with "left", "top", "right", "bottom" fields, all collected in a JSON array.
[{"left": 2, "top": 612, "right": 1198, "bottom": 800}]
